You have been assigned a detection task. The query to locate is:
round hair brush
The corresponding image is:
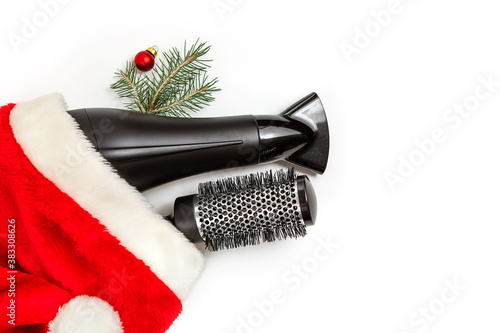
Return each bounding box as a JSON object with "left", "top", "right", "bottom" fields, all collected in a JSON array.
[{"left": 167, "top": 168, "right": 317, "bottom": 251}]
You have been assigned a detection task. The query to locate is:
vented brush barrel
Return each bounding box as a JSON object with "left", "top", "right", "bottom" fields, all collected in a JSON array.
[
  {"left": 68, "top": 93, "right": 329, "bottom": 190},
  {"left": 170, "top": 169, "right": 317, "bottom": 251}
]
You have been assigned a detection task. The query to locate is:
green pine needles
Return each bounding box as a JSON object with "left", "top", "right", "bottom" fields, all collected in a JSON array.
[{"left": 110, "top": 40, "right": 220, "bottom": 116}]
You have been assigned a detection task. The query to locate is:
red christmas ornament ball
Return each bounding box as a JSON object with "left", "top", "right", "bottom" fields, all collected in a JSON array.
[{"left": 134, "top": 47, "right": 158, "bottom": 72}]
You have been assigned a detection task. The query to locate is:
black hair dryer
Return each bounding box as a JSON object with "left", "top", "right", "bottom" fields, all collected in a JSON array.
[{"left": 69, "top": 92, "right": 329, "bottom": 190}]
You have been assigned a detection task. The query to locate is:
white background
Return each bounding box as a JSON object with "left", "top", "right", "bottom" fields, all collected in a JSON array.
[{"left": 1, "top": 0, "right": 499, "bottom": 332}]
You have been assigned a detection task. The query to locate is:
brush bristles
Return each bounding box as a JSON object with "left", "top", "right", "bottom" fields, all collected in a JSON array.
[
  {"left": 198, "top": 168, "right": 297, "bottom": 196},
  {"left": 197, "top": 168, "right": 306, "bottom": 251},
  {"left": 205, "top": 225, "right": 307, "bottom": 252}
]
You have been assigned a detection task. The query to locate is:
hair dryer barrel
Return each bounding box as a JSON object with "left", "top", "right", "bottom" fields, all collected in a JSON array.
[{"left": 68, "top": 93, "right": 329, "bottom": 190}]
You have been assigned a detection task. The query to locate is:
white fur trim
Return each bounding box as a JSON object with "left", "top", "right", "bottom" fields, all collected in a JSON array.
[
  {"left": 10, "top": 94, "right": 203, "bottom": 299},
  {"left": 48, "top": 296, "right": 123, "bottom": 333}
]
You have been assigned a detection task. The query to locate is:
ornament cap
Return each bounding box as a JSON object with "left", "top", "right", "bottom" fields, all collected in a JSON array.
[{"left": 146, "top": 46, "right": 158, "bottom": 58}]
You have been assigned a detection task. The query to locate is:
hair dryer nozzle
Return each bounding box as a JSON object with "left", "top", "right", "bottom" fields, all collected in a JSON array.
[
  {"left": 282, "top": 92, "right": 329, "bottom": 174},
  {"left": 255, "top": 92, "right": 330, "bottom": 175}
]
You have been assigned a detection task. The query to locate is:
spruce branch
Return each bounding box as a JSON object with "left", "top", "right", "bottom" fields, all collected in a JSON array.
[
  {"left": 110, "top": 40, "right": 220, "bottom": 117},
  {"left": 148, "top": 54, "right": 195, "bottom": 112},
  {"left": 110, "top": 61, "right": 148, "bottom": 113},
  {"left": 151, "top": 87, "right": 206, "bottom": 114}
]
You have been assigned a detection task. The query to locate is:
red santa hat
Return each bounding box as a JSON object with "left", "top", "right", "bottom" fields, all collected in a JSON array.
[{"left": 0, "top": 94, "right": 204, "bottom": 332}]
